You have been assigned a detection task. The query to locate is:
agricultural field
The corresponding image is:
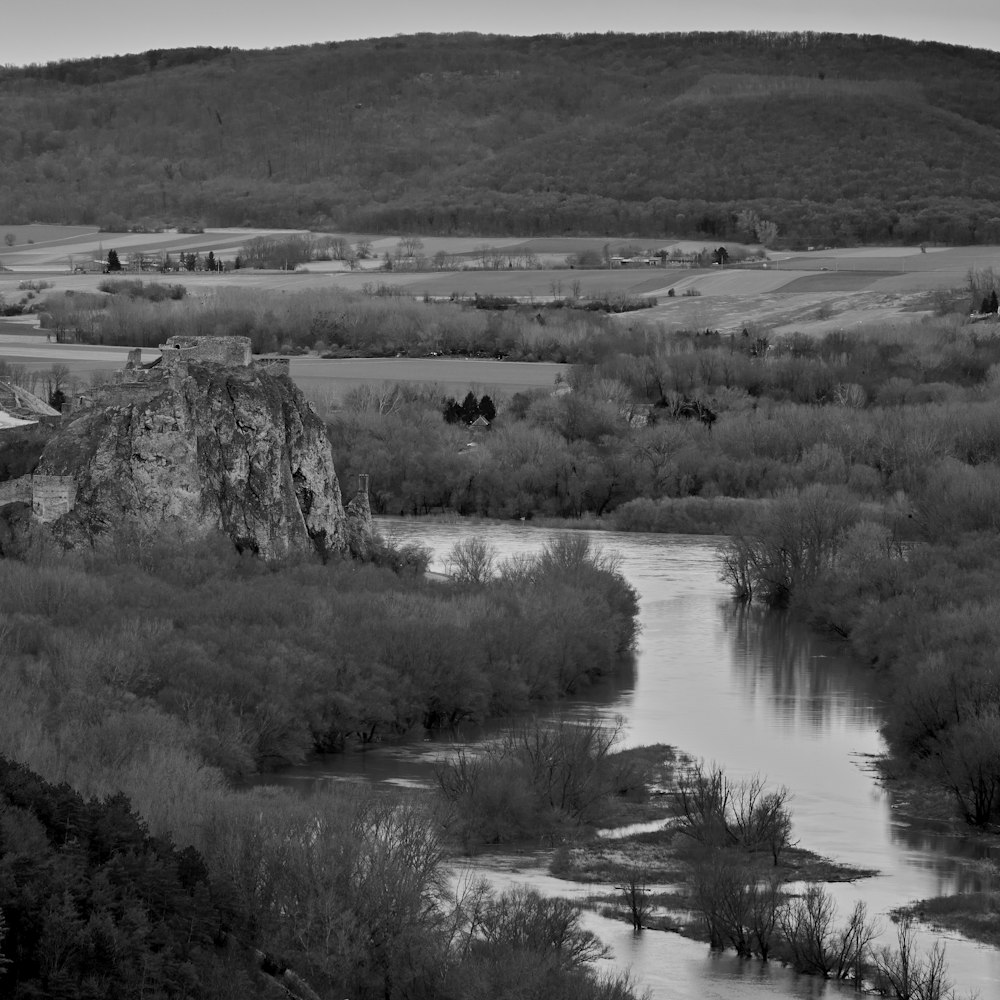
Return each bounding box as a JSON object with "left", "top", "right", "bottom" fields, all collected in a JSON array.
[
  {"left": 0, "top": 330, "right": 567, "bottom": 404},
  {"left": 5, "top": 229, "right": 1000, "bottom": 344},
  {"left": 0, "top": 227, "right": 312, "bottom": 272}
]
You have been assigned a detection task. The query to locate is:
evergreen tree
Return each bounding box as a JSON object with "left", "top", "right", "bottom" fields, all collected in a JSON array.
[
  {"left": 442, "top": 397, "right": 463, "bottom": 424},
  {"left": 106, "top": 248, "right": 121, "bottom": 272},
  {"left": 206, "top": 250, "right": 217, "bottom": 272},
  {"left": 459, "top": 391, "right": 480, "bottom": 423},
  {"left": 991, "top": 289, "right": 999, "bottom": 313},
  {"left": 479, "top": 394, "right": 497, "bottom": 422}
]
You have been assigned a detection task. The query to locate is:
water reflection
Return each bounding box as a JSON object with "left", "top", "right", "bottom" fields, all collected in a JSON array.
[
  {"left": 260, "top": 521, "right": 1000, "bottom": 998},
  {"left": 720, "top": 603, "right": 885, "bottom": 735}
]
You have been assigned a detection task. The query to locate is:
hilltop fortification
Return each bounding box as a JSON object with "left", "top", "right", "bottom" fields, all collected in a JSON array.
[{"left": 19, "top": 337, "right": 367, "bottom": 559}]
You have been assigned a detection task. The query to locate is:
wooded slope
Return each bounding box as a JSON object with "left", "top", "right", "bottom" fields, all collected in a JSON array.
[{"left": 3, "top": 31, "right": 1000, "bottom": 244}]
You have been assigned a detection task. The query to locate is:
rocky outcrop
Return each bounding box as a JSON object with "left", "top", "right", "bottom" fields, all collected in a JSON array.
[{"left": 33, "top": 344, "right": 352, "bottom": 560}]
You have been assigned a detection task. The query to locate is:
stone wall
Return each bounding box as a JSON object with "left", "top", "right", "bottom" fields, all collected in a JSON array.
[
  {"left": 253, "top": 357, "right": 291, "bottom": 375},
  {"left": 113, "top": 366, "right": 167, "bottom": 388},
  {"left": 0, "top": 475, "right": 77, "bottom": 522},
  {"left": 29, "top": 475, "right": 77, "bottom": 523},
  {"left": 0, "top": 477, "right": 32, "bottom": 508},
  {"left": 161, "top": 336, "right": 252, "bottom": 367}
]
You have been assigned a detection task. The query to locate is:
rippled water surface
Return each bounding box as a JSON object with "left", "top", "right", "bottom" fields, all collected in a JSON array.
[{"left": 268, "top": 519, "right": 1000, "bottom": 999}]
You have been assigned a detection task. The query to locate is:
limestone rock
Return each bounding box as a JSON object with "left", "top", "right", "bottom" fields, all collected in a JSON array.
[{"left": 35, "top": 350, "right": 348, "bottom": 559}]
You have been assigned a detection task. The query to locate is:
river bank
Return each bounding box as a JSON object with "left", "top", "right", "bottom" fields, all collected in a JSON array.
[{"left": 279, "top": 522, "right": 1000, "bottom": 997}]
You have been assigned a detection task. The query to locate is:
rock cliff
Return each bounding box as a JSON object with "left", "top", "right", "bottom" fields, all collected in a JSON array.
[{"left": 33, "top": 341, "right": 364, "bottom": 559}]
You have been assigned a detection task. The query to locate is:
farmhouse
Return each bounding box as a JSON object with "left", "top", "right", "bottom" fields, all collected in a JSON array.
[{"left": 610, "top": 255, "right": 661, "bottom": 268}]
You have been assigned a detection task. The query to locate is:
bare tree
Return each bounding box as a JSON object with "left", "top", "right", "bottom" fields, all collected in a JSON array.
[
  {"left": 871, "top": 917, "right": 952, "bottom": 1000},
  {"left": 446, "top": 536, "right": 498, "bottom": 584},
  {"left": 779, "top": 886, "right": 879, "bottom": 980},
  {"left": 615, "top": 864, "right": 651, "bottom": 931},
  {"left": 398, "top": 235, "right": 425, "bottom": 258},
  {"left": 674, "top": 761, "right": 733, "bottom": 848},
  {"left": 675, "top": 761, "right": 793, "bottom": 859},
  {"left": 343, "top": 381, "right": 406, "bottom": 415}
]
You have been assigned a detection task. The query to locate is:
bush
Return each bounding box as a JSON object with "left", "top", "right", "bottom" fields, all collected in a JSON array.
[
  {"left": 435, "top": 716, "right": 637, "bottom": 845},
  {"left": 674, "top": 761, "right": 793, "bottom": 863},
  {"left": 97, "top": 278, "right": 187, "bottom": 301},
  {"left": 719, "top": 486, "right": 860, "bottom": 607}
]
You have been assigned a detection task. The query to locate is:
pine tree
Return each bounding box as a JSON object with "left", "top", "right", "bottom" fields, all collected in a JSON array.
[
  {"left": 459, "top": 391, "right": 480, "bottom": 423},
  {"left": 479, "top": 394, "right": 497, "bottom": 422},
  {"left": 990, "top": 290, "right": 998, "bottom": 314},
  {"left": 106, "top": 249, "right": 121, "bottom": 272},
  {"left": 442, "top": 397, "right": 463, "bottom": 424}
]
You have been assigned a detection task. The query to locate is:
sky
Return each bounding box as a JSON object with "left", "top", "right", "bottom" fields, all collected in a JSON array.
[{"left": 1, "top": 0, "right": 998, "bottom": 65}]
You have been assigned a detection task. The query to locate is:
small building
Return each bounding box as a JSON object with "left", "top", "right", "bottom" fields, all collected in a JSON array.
[{"left": 610, "top": 255, "right": 661, "bottom": 268}]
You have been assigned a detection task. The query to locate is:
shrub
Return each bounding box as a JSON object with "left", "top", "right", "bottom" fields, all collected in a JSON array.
[
  {"left": 718, "top": 486, "right": 860, "bottom": 607},
  {"left": 673, "top": 761, "right": 793, "bottom": 863},
  {"left": 434, "top": 716, "right": 636, "bottom": 845}
]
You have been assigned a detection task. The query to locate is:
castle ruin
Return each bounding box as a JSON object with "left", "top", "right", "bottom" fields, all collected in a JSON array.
[{"left": 1, "top": 336, "right": 367, "bottom": 547}]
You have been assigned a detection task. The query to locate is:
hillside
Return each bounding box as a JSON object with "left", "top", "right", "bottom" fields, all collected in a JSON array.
[{"left": 3, "top": 32, "right": 1000, "bottom": 245}]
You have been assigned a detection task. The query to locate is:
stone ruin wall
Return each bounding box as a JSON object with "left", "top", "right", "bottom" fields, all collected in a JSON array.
[
  {"left": 0, "top": 474, "right": 77, "bottom": 523},
  {"left": 162, "top": 336, "right": 252, "bottom": 367},
  {"left": 0, "top": 477, "right": 32, "bottom": 508},
  {"left": 112, "top": 366, "right": 168, "bottom": 388},
  {"left": 30, "top": 475, "right": 77, "bottom": 523},
  {"left": 253, "top": 357, "right": 291, "bottom": 375}
]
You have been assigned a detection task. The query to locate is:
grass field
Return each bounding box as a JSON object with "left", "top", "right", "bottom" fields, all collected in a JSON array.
[
  {"left": 778, "top": 271, "right": 887, "bottom": 293},
  {"left": 0, "top": 224, "right": 99, "bottom": 248}
]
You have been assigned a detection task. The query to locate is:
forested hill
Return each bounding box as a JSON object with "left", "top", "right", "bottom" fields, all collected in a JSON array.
[{"left": 4, "top": 31, "right": 1000, "bottom": 245}]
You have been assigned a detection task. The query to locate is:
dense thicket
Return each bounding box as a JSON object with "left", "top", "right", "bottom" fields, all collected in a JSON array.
[
  {"left": 4, "top": 32, "right": 1000, "bottom": 244},
  {"left": 38, "top": 283, "right": 610, "bottom": 360},
  {"left": 0, "top": 528, "right": 636, "bottom": 774},
  {"left": 0, "top": 740, "right": 640, "bottom": 1000},
  {"left": 0, "top": 756, "right": 260, "bottom": 999},
  {"left": 325, "top": 313, "right": 1000, "bottom": 523},
  {"left": 0, "top": 526, "right": 641, "bottom": 998}
]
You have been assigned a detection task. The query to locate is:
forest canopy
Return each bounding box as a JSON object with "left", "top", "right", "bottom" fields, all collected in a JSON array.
[{"left": 3, "top": 31, "right": 1000, "bottom": 245}]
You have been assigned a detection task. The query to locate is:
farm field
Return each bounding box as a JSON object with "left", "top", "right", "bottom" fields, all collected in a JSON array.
[
  {"left": 0, "top": 228, "right": 314, "bottom": 271},
  {"left": 0, "top": 331, "right": 567, "bottom": 404},
  {"left": 6, "top": 229, "right": 1000, "bottom": 340}
]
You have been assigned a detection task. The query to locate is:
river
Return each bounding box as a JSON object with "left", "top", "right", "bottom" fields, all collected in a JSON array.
[{"left": 265, "top": 518, "right": 1000, "bottom": 999}]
